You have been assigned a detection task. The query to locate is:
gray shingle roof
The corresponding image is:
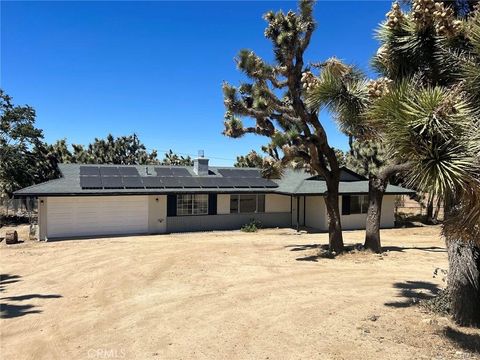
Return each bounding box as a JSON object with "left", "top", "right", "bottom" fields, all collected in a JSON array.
[{"left": 13, "top": 164, "right": 414, "bottom": 197}]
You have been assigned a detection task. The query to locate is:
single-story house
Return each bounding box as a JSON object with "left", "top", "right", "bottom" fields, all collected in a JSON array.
[{"left": 13, "top": 158, "right": 414, "bottom": 240}]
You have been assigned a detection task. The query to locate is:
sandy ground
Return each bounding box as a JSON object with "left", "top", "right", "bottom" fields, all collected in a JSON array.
[{"left": 1, "top": 225, "right": 479, "bottom": 360}]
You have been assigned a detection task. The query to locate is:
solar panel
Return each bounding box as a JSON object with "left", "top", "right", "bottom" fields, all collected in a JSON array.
[
  {"left": 100, "top": 167, "right": 120, "bottom": 176},
  {"left": 80, "top": 166, "right": 100, "bottom": 176},
  {"left": 162, "top": 177, "right": 181, "bottom": 188},
  {"left": 246, "top": 178, "right": 269, "bottom": 188},
  {"left": 197, "top": 177, "right": 219, "bottom": 188},
  {"left": 101, "top": 176, "right": 124, "bottom": 188},
  {"left": 218, "top": 169, "right": 261, "bottom": 178},
  {"left": 142, "top": 177, "right": 164, "bottom": 188},
  {"left": 118, "top": 167, "right": 140, "bottom": 176},
  {"left": 171, "top": 168, "right": 191, "bottom": 177},
  {"left": 123, "top": 177, "right": 144, "bottom": 188},
  {"left": 264, "top": 180, "right": 278, "bottom": 188},
  {"left": 231, "top": 178, "right": 252, "bottom": 188},
  {"left": 216, "top": 178, "right": 238, "bottom": 188},
  {"left": 239, "top": 169, "right": 262, "bottom": 177},
  {"left": 179, "top": 177, "right": 200, "bottom": 188},
  {"left": 155, "top": 168, "right": 174, "bottom": 176},
  {"left": 80, "top": 176, "right": 102, "bottom": 189}
]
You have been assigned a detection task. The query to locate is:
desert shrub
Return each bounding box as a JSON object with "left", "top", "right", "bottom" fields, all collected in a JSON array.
[
  {"left": 241, "top": 219, "right": 262, "bottom": 232},
  {"left": 420, "top": 268, "right": 451, "bottom": 315}
]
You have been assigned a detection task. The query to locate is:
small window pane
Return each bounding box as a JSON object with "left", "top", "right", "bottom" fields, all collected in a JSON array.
[
  {"left": 350, "top": 196, "right": 361, "bottom": 214},
  {"left": 239, "top": 194, "right": 257, "bottom": 213},
  {"left": 193, "top": 194, "right": 208, "bottom": 215},
  {"left": 230, "top": 195, "right": 239, "bottom": 213},
  {"left": 177, "top": 194, "right": 193, "bottom": 216},
  {"left": 360, "top": 195, "right": 369, "bottom": 214},
  {"left": 349, "top": 195, "right": 368, "bottom": 214},
  {"left": 257, "top": 194, "right": 265, "bottom": 213}
]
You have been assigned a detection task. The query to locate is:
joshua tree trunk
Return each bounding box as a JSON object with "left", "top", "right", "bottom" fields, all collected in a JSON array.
[
  {"left": 426, "top": 193, "right": 435, "bottom": 224},
  {"left": 446, "top": 236, "right": 480, "bottom": 327},
  {"left": 364, "top": 162, "right": 412, "bottom": 253},
  {"left": 324, "top": 185, "right": 344, "bottom": 253},
  {"left": 364, "top": 177, "right": 386, "bottom": 253},
  {"left": 433, "top": 197, "right": 442, "bottom": 223}
]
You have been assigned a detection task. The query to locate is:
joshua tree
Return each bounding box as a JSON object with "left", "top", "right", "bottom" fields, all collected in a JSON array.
[
  {"left": 160, "top": 150, "right": 193, "bottom": 166},
  {"left": 234, "top": 150, "right": 264, "bottom": 168},
  {"left": 222, "top": 0, "right": 345, "bottom": 252},
  {"left": 369, "top": 1, "right": 480, "bottom": 326},
  {"left": 307, "top": 0, "right": 479, "bottom": 324},
  {"left": 304, "top": 59, "right": 413, "bottom": 253}
]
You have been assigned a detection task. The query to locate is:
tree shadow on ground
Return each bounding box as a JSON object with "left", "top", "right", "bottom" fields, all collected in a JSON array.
[
  {"left": 0, "top": 303, "right": 42, "bottom": 318},
  {"left": 285, "top": 243, "right": 364, "bottom": 262},
  {"left": 385, "top": 280, "right": 440, "bottom": 308},
  {"left": 443, "top": 326, "right": 480, "bottom": 354},
  {"left": 285, "top": 244, "right": 323, "bottom": 252},
  {"left": 0, "top": 273, "right": 62, "bottom": 319},
  {"left": 285, "top": 243, "right": 327, "bottom": 262},
  {"left": 0, "top": 274, "right": 21, "bottom": 292},
  {"left": 383, "top": 246, "right": 446, "bottom": 253},
  {"left": 1, "top": 294, "right": 62, "bottom": 301}
]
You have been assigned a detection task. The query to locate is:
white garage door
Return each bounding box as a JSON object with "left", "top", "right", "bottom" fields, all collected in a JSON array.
[{"left": 47, "top": 196, "right": 148, "bottom": 238}]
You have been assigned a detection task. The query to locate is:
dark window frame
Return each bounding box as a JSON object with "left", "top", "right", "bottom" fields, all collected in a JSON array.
[
  {"left": 342, "top": 195, "right": 368, "bottom": 215},
  {"left": 176, "top": 194, "right": 209, "bottom": 216},
  {"left": 230, "top": 194, "right": 266, "bottom": 214}
]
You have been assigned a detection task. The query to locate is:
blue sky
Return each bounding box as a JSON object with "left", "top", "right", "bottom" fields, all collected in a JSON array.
[{"left": 1, "top": 1, "right": 391, "bottom": 166}]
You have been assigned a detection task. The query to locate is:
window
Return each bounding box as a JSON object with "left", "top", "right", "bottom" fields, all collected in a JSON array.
[
  {"left": 230, "top": 194, "right": 265, "bottom": 214},
  {"left": 342, "top": 195, "right": 368, "bottom": 215},
  {"left": 177, "top": 194, "right": 208, "bottom": 216}
]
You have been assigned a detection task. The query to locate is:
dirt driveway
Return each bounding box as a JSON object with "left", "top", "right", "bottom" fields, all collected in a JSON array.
[{"left": 1, "top": 226, "right": 479, "bottom": 359}]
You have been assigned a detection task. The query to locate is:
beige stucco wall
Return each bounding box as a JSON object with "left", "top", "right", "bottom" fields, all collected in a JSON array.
[
  {"left": 340, "top": 195, "right": 396, "bottom": 230},
  {"left": 148, "top": 195, "right": 167, "bottom": 233},
  {"left": 265, "top": 194, "right": 291, "bottom": 213},
  {"left": 339, "top": 194, "right": 365, "bottom": 230},
  {"left": 38, "top": 197, "right": 47, "bottom": 240},
  {"left": 37, "top": 193, "right": 396, "bottom": 239},
  {"left": 305, "top": 196, "right": 327, "bottom": 230},
  {"left": 217, "top": 194, "right": 230, "bottom": 214},
  {"left": 380, "top": 195, "right": 396, "bottom": 228}
]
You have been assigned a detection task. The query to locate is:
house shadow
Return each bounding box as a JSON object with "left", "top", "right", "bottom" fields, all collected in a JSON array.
[
  {"left": 0, "top": 273, "right": 62, "bottom": 319},
  {"left": 443, "top": 326, "right": 480, "bottom": 354},
  {"left": 384, "top": 280, "right": 440, "bottom": 308}
]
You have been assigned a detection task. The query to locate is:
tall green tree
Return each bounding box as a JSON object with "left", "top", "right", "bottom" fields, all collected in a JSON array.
[
  {"left": 72, "top": 134, "right": 159, "bottom": 165},
  {"left": 31, "top": 139, "right": 74, "bottom": 185},
  {"left": 0, "top": 90, "right": 43, "bottom": 197},
  {"left": 222, "top": 0, "right": 345, "bottom": 252}
]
